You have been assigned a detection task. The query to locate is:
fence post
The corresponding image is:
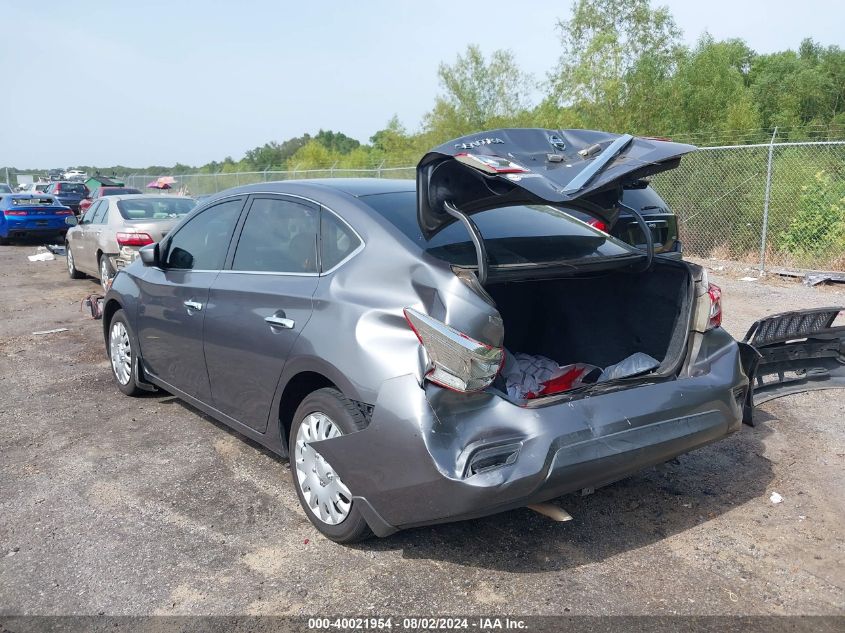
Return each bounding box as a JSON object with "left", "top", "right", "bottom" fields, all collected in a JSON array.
[
  {"left": 376, "top": 160, "right": 385, "bottom": 178},
  {"left": 759, "top": 127, "right": 778, "bottom": 274}
]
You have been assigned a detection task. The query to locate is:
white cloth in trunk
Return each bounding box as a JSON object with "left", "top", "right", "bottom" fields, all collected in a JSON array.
[{"left": 502, "top": 351, "right": 566, "bottom": 399}]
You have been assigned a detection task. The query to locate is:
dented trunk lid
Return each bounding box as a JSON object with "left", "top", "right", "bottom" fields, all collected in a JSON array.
[{"left": 416, "top": 128, "right": 696, "bottom": 239}]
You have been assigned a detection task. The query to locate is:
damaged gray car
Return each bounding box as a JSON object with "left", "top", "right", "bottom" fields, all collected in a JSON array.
[{"left": 103, "top": 129, "right": 844, "bottom": 542}]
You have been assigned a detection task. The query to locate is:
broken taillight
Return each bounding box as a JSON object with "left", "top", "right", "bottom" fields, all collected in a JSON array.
[
  {"left": 454, "top": 152, "right": 528, "bottom": 174},
  {"left": 403, "top": 307, "right": 503, "bottom": 392},
  {"left": 707, "top": 283, "right": 722, "bottom": 329}
]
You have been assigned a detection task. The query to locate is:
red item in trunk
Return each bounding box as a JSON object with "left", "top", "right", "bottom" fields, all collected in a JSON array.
[{"left": 526, "top": 365, "right": 587, "bottom": 399}]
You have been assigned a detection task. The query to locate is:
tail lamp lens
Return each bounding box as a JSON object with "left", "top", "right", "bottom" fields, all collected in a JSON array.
[
  {"left": 707, "top": 283, "right": 722, "bottom": 329},
  {"left": 403, "top": 307, "right": 503, "bottom": 392},
  {"left": 116, "top": 232, "right": 154, "bottom": 247}
]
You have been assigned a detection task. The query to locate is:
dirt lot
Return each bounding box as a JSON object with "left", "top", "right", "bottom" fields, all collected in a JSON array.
[{"left": 0, "top": 244, "right": 843, "bottom": 617}]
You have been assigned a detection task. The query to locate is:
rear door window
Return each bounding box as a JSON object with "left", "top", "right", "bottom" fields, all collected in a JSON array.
[
  {"left": 163, "top": 198, "right": 243, "bottom": 270},
  {"left": 231, "top": 197, "right": 319, "bottom": 274},
  {"left": 320, "top": 210, "right": 361, "bottom": 272},
  {"left": 92, "top": 201, "right": 110, "bottom": 224}
]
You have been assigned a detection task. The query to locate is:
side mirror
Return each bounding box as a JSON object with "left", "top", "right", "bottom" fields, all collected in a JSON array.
[
  {"left": 139, "top": 243, "right": 159, "bottom": 267},
  {"left": 65, "top": 216, "right": 78, "bottom": 226}
]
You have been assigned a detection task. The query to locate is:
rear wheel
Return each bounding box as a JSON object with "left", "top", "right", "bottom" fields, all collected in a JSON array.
[
  {"left": 66, "top": 243, "right": 84, "bottom": 279},
  {"left": 108, "top": 309, "right": 143, "bottom": 397},
  {"left": 99, "top": 254, "right": 114, "bottom": 290},
  {"left": 290, "top": 388, "right": 372, "bottom": 543}
]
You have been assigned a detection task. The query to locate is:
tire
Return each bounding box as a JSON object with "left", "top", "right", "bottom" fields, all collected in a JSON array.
[
  {"left": 290, "top": 388, "right": 373, "bottom": 543},
  {"left": 107, "top": 309, "right": 143, "bottom": 397},
  {"left": 66, "top": 243, "right": 84, "bottom": 279},
  {"left": 99, "top": 254, "right": 115, "bottom": 290}
]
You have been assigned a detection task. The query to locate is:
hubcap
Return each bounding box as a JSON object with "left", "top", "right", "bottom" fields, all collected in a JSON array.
[
  {"left": 294, "top": 412, "right": 352, "bottom": 525},
  {"left": 100, "top": 259, "right": 110, "bottom": 289},
  {"left": 67, "top": 248, "right": 74, "bottom": 274},
  {"left": 109, "top": 321, "right": 132, "bottom": 386}
]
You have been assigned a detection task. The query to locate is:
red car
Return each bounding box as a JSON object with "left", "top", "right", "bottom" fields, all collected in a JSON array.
[{"left": 79, "top": 186, "right": 143, "bottom": 214}]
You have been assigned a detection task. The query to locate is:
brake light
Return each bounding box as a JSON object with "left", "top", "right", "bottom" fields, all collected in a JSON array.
[
  {"left": 586, "top": 217, "right": 610, "bottom": 233},
  {"left": 55, "top": 209, "right": 73, "bottom": 215},
  {"left": 403, "top": 307, "right": 503, "bottom": 392},
  {"left": 454, "top": 153, "right": 529, "bottom": 174},
  {"left": 707, "top": 283, "right": 722, "bottom": 329},
  {"left": 3, "top": 210, "right": 27, "bottom": 216},
  {"left": 116, "top": 232, "right": 154, "bottom": 246}
]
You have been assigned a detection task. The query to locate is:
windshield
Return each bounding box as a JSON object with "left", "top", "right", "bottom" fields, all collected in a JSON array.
[
  {"left": 363, "top": 191, "right": 635, "bottom": 267},
  {"left": 116, "top": 197, "right": 196, "bottom": 220}
]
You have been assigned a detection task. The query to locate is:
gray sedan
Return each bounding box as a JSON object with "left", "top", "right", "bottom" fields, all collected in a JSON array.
[
  {"left": 101, "top": 129, "right": 843, "bottom": 542},
  {"left": 65, "top": 194, "right": 196, "bottom": 289}
]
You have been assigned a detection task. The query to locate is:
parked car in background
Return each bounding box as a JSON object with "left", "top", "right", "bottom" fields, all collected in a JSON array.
[
  {"left": 0, "top": 184, "right": 12, "bottom": 194},
  {"left": 16, "top": 182, "right": 51, "bottom": 194},
  {"left": 65, "top": 194, "right": 196, "bottom": 289},
  {"left": 570, "top": 182, "right": 682, "bottom": 256},
  {"left": 79, "top": 186, "right": 143, "bottom": 214},
  {"left": 45, "top": 181, "right": 89, "bottom": 214},
  {"left": 63, "top": 169, "right": 88, "bottom": 181},
  {"left": 0, "top": 193, "right": 74, "bottom": 243},
  {"left": 101, "top": 128, "right": 779, "bottom": 543}
]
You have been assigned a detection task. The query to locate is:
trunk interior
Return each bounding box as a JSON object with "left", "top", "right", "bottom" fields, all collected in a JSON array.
[{"left": 486, "top": 261, "right": 693, "bottom": 376}]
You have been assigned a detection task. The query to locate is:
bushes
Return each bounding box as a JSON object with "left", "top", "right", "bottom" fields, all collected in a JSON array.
[{"left": 777, "top": 171, "right": 845, "bottom": 263}]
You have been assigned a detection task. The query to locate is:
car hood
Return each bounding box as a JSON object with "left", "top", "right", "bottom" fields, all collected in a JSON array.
[{"left": 416, "top": 128, "right": 696, "bottom": 238}]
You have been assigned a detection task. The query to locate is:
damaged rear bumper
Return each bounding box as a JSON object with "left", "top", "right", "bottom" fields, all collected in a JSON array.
[{"left": 313, "top": 329, "right": 749, "bottom": 537}]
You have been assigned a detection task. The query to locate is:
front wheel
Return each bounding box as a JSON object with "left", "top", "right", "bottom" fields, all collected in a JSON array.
[
  {"left": 66, "top": 243, "right": 84, "bottom": 279},
  {"left": 108, "top": 309, "right": 143, "bottom": 397},
  {"left": 290, "top": 388, "right": 372, "bottom": 543}
]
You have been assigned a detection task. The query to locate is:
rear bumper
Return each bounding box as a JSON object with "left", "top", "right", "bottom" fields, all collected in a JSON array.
[
  {"left": 2, "top": 226, "right": 68, "bottom": 239},
  {"left": 313, "top": 328, "right": 749, "bottom": 536}
]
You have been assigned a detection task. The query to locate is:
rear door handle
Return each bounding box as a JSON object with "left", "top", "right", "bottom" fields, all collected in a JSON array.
[
  {"left": 265, "top": 315, "right": 295, "bottom": 329},
  {"left": 183, "top": 300, "right": 203, "bottom": 312}
]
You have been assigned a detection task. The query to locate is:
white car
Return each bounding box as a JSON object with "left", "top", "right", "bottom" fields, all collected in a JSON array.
[{"left": 63, "top": 170, "right": 88, "bottom": 181}]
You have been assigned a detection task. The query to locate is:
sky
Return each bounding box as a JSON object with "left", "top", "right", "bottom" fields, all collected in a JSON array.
[{"left": 2, "top": 0, "right": 843, "bottom": 169}]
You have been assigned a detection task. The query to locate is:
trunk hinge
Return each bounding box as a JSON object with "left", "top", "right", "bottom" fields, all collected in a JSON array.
[
  {"left": 444, "top": 201, "right": 488, "bottom": 286},
  {"left": 619, "top": 201, "right": 654, "bottom": 271}
]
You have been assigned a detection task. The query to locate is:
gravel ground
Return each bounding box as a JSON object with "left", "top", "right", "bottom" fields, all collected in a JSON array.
[{"left": 0, "top": 245, "right": 843, "bottom": 617}]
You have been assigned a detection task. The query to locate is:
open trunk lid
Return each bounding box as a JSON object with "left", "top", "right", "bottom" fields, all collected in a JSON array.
[
  {"left": 743, "top": 307, "right": 845, "bottom": 413},
  {"left": 416, "top": 128, "right": 696, "bottom": 239}
]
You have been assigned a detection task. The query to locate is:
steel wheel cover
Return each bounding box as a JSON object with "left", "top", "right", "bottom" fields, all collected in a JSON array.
[
  {"left": 294, "top": 412, "right": 352, "bottom": 525},
  {"left": 100, "top": 258, "right": 110, "bottom": 289},
  {"left": 109, "top": 321, "right": 132, "bottom": 386}
]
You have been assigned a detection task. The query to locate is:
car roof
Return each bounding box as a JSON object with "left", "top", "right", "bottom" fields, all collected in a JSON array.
[
  {"left": 218, "top": 178, "right": 415, "bottom": 199},
  {"left": 105, "top": 193, "right": 196, "bottom": 202}
]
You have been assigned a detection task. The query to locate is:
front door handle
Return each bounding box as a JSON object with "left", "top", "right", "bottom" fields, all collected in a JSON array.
[
  {"left": 265, "top": 315, "right": 295, "bottom": 329},
  {"left": 183, "top": 300, "right": 203, "bottom": 312}
]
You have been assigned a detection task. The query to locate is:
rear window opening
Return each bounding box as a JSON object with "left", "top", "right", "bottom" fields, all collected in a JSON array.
[
  {"left": 363, "top": 191, "right": 636, "bottom": 269},
  {"left": 57, "top": 184, "right": 87, "bottom": 194},
  {"left": 116, "top": 198, "right": 196, "bottom": 220}
]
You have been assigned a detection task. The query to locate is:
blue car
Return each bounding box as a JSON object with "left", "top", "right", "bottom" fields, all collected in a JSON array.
[{"left": 0, "top": 194, "right": 75, "bottom": 243}]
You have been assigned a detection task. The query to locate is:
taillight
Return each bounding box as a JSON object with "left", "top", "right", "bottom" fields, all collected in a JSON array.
[
  {"left": 116, "top": 232, "right": 154, "bottom": 246},
  {"left": 707, "top": 283, "right": 722, "bottom": 329},
  {"left": 3, "top": 210, "right": 27, "bottom": 216},
  {"left": 403, "top": 307, "right": 503, "bottom": 392},
  {"left": 454, "top": 153, "right": 529, "bottom": 174},
  {"left": 55, "top": 209, "right": 73, "bottom": 216},
  {"left": 586, "top": 217, "right": 610, "bottom": 233}
]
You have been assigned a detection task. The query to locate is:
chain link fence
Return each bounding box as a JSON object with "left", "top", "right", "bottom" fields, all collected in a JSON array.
[{"left": 121, "top": 140, "right": 845, "bottom": 273}]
